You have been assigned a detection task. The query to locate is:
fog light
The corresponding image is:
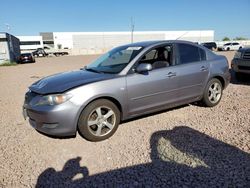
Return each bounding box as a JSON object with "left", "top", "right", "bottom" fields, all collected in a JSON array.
[{"left": 42, "top": 123, "right": 59, "bottom": 129}]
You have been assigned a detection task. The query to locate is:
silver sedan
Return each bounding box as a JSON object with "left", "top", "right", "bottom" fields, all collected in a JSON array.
[{"left": 23, "top": 40, "right": 230, "bottom": 141}]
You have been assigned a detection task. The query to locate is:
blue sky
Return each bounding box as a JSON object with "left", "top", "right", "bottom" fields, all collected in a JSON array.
[{"left": 1, "top": 0, "right": 249, "bottom": 40}]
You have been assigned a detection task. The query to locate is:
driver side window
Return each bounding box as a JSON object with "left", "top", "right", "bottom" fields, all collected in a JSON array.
[{"left": 139, "top": 45, "right": 172, "bottom": 70}]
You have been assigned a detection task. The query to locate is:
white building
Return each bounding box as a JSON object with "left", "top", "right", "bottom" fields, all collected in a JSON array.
[
  {"left": 17, "top": 36, "right": 43, "bottom": 51},
  {"left": 40, "top": 30, "right": 214, "bottom": 55},
  {"left": 0, "top": 32, "right": 20, "bottom": 64}
]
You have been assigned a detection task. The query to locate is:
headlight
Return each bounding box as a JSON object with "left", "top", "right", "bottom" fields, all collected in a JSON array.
[
  {"left": 234, "top": 51, "right": 242, "bottom": 59},
  {"left": 35, "top": 94, "right": 73, "bottom": 106}
]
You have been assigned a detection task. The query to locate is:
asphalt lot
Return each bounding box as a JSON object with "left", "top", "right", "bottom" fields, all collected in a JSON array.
[{"left": 0, "top": 51, "right": 250, "bottom": 187}]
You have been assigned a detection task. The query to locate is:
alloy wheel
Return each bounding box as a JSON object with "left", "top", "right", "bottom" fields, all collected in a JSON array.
[
  {"left": 87, "top": 106, "right": 116, "bottom": 137},
  {"left": 208, "top": 82, "right": 222, "bottom": 104}
]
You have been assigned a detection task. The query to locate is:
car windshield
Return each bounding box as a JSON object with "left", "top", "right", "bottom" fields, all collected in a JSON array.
[{"left": 86, "top": 45, "right": 144, "bottom": 74}]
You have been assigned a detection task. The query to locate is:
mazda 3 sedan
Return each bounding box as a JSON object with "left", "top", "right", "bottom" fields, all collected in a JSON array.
[{"left": 23, "top": 40, "right": 230, "bottom": 141}]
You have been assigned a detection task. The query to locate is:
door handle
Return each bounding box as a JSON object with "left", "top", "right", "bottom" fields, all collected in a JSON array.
[
  {"left": 166, "top": 72, "right": 177, "bottom": 78},
  {"left": 200, "top": 66, "right": 208, "bottom": 71}
]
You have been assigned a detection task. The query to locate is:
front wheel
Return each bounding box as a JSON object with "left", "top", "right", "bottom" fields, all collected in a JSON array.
[
  {"left": 202, "top": 78, "right": 223, "bottom": 107},
  {"left": 78, "top": 99, "right": 120, "bottom": 142}
]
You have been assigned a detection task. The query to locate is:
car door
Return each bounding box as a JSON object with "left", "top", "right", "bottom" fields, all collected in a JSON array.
[
  {"left": 126, "top": 45, "right": 181, "bottom": 116},
  {"left": 232, "top": 43, "right": 239, "bottom": 50},
  {"left": 175, "top": 43, "right": 209, "bottom": 101}
]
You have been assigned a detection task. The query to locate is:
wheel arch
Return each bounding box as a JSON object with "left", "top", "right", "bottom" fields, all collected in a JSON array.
[
  {"left": 75, "top": 95, "right": 123, "bottom": 129},
  {"left": 91, "top": 96, "right": 123, "bottom": 116},
  {"left": 212, "top": 75, "right": 225, "bottom": 89}
]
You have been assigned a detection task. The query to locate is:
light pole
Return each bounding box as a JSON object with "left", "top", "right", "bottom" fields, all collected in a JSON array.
[{"left": 131, "top": 17, "right": 135, "bottom": 43}]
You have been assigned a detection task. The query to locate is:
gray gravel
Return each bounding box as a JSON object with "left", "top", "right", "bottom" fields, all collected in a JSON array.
[{"left": 0, "top": 52, "right": 250, "bottom": 187}]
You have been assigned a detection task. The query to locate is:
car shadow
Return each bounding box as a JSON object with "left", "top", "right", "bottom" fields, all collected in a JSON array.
[
  {"left": 230, "top": 69, "right": 250, "bottom": 86},
  {"left": 36, "top": 126, "right": 250, "bottom": 187}
]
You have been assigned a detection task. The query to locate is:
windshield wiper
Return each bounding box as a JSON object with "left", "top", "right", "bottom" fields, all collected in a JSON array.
[{"left": 83, "top": 67, "right": 102, "bottom": 73}]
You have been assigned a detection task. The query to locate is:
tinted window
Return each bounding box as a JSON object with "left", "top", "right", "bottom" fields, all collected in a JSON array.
[
  {"left": 20, "top": 41, "right": 41, "bottom": 45},
  {"left": 21, "top": 53, "right": 31, "bottom": 56},
  {"left": 232, "top": 43, "right": 239, "bottom": 45},
  {"left": 178, "top": 44, "right": 206, "bottom": 64}
]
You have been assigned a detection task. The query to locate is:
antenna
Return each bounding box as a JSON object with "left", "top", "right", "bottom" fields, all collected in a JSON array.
[
  {"left": 176, "top": 31, "right": 189, "bottom": 40},
  {"left": 130, "top": 17, "right": 135, "bottom": 43}
]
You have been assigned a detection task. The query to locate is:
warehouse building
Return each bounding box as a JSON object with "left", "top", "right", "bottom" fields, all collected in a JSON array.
[
  {"left": 40, "top": 30, "right": 214, "bottom": 55},
  {"left": 0, "top": 32, "right": 20, "bottom": 64},
  {"left": 17, "top": 36, "right": 43, "bottom": 51}
]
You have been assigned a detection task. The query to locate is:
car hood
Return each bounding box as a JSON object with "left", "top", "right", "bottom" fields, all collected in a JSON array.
[{"left": 29, "top": 70, "right": 115, "bottom": 95}]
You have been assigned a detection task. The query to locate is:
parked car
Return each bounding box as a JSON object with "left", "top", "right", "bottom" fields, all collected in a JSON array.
[
  {"left": 201, "top": 42, "right": 217, "bottom": 51},
  {"left": 19, "top": 53, "right": 35, "bottom": 63},
  {"left": 231, "top": 47, "right": 250, "bottom": 80},
  {"left": 218, "top": 42, "right": 243, "bottom": 51},
  {"left": 32, "top": 49, "right": 48, "bottom": 57},
  {"left": 32, "top": 48, "right": 69, "bottom": 57},
  {"left": 23, "top": 40, "right": 230, "bottom": 141}
]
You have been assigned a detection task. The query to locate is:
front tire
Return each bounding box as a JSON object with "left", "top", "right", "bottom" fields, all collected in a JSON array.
[
  {"left": 202, "top": 78, "right": 223, "bottom": 107},
  {"left": 78, "top": 99, "right": 120, "bottom": 142}
]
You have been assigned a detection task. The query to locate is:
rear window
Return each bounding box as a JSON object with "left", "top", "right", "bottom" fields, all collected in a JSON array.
[
  {"left": 21, "top": 53, "right": 31, "bottom": 56},
  {"left": 177, "top": 43, "right": 206, "bottom": 64}
]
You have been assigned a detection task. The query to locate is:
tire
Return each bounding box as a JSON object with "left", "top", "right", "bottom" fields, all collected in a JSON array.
[
  {"left": 227, "top": 47, "right": 230, "bottom": 51},
  {"left": 78, "top": 99, "right": 120, "bottom": 142},
  {"left": 202, "top": 78, "right": 223, "bottom": 107}
]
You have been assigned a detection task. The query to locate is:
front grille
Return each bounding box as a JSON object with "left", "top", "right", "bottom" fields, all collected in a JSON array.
[
  {"left": 243, "top": 51, "right": 250, "bottom": 60},
  {"left": 238, "top": 66, "right": 250, "bottom": 71},
  {"left": 25, "top": 91, "right": 38, "bottom": 104}
]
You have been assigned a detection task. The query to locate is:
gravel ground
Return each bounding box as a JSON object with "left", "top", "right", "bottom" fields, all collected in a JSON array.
[{"left": 0, "top": 51, "right": 250, "bottom": 187}]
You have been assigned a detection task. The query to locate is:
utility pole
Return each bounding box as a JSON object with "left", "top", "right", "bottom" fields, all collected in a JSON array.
[{"left": 130, "top": 17, "right": 135, "bottom": 43}]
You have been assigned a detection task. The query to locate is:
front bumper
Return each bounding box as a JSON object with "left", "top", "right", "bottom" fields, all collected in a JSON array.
[
  {"left": 231, "top": 58, "right": 250, "bottom": 74},
  {"left": 23, "top": 97, "right": 81, "bottom": 137}
]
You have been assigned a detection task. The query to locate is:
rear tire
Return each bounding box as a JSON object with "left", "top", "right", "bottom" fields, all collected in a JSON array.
[
  {"left": 78, "top": 99, "right": 120, "bottom": 142},
  {"left": 202, "top": 78, "right": 223, "bottom": 107}
]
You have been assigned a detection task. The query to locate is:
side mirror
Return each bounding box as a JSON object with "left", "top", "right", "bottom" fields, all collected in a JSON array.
[{"left": 136, "top": 63, "right": 152, "bottom": 73}]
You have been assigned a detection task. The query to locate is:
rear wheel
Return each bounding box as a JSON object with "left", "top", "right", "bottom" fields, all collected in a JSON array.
[
  {"left": 78, "top": 99, "right": 120, "bottom": 141},
  {"left": 202, "top": 78, "right": 223, "bottom": 107}
]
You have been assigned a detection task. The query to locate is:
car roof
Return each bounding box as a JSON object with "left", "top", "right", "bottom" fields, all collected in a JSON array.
[{"left": 123, "top": 40, "right": 199, "bottom": 48}]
